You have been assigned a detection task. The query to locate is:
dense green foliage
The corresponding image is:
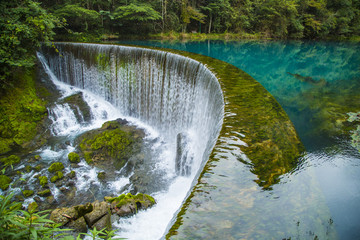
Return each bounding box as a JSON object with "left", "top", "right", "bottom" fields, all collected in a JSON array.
[
  {"left": 0, "top": 0, "right": 359, "bottom": 74},
  {"left": 0, "top": 191, "right": 122, "bottom": 239},
  {"left": 35, "top": 0, "right": 360, "bottom": 39},
  {"left": 0, "top": 192, "right": 70, "bottom": 240},
  {"left": 0, "top": 70, "right": 48, "bottom": 155},
  {"left": 0, "top": 0, "right": 60, "bottom": 89}
]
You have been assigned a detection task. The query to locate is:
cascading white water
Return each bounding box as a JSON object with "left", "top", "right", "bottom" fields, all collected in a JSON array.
[{"left": 38, "top": 43, "right": 224, "bottom": 239}]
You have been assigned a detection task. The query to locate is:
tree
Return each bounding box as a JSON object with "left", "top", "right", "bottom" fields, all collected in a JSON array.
[
  {"left": 180, "top": 0, "right": 206, "bottom": 32},
  {"left": 54, "top": 4, "right": 101, "bottom": 32},
  {"left": 0, "top": 0, "right": 60, "bottom": 89},
  {"left": 201, "top": 0, "right": 233, "bottom": 33},
  {"left": 113, "top": 3, "right": 162, "bottom": 33}
]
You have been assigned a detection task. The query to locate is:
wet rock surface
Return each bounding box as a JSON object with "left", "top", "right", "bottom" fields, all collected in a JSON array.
[
  {"left": 61, "top": 92, "right": 92, "bottom": 123},
  {"left": 50, "top": 193, "right": 155, "bottom": 235},
  {"left": 77, "top": 118, "right": 145, "bottom": 170}
]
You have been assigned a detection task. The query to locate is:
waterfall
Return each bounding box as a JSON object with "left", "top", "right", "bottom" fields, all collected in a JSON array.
[{"left": 38, "top": 42, "right": 224, "bottom": 239}]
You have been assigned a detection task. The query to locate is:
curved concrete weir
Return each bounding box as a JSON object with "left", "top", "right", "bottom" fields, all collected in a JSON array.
[{"left": 39, "top": 43, "right": 304, "bottom": 239}]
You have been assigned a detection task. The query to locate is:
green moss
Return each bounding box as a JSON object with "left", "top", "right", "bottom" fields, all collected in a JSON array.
[
  {"left": 50, "top": 171, "right": 64, "bottom": 183},
  {"left": 38, "top": 176, "right": 48, "bottom": 187},
  {"left": 48, "top": 162, "right": 64, "bottom": 173},
  {"left": 145, "top": 194, "right": 156, "bottom": 205},
  {"left": 24, "top": 165, "right": 32, "bottom": 173},
  {"left": 67, "top": 170, "right": 76, "bottom": 179},
  {"left": 28, "top": 202, "right": 38, "bottom": 212},
  {"left": 108, "top": 193, "right": 156, "bottom": 210},
  {"left": 80, "top": 128, "right": 134, "bottom": 160},
  {"left": 68, "top": 152, "right": 80, "bottom": 163},
  {"left": 0, "top": 69, "right": 47, "bottom": 154},
  {"left": 38, "top": 189, "right": 51, "bottom": 197},
  {"left": 74, "top": 203, "right": 93, "bottom": 217},
  {"left": 97, "top": 171, "right": 106, "bottom": 180},
  {"left": 84, "top": 152, "right": 93, "bottom": 164},
  {"left": 0, "top": 175, "right": 12, "bottom": 190},
  {"left": 22, "top": 190, "right": 34, "bottom": 198},
  {"left": 34, "top": 164, "right": 43, "bottom": 172},
  {"left": 0, "top": 155, "right": 21, "bottom": 167}
]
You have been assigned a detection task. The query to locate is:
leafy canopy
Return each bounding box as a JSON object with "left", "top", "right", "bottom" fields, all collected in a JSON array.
[
  {"left": 0, "top": 0, "right": 60, "bottom": 88},
  {"left": 113, "top": 3, "right": 162, "bottom": 22}
]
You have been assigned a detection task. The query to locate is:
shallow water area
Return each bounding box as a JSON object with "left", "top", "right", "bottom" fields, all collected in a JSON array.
[{"left": 117, "top": 40, "right": 360, "bottom": 239}]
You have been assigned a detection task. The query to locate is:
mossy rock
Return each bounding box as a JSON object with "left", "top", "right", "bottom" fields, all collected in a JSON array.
[
  {"left": 34, "top": 164, "right": 43, "bottom": 172},
  {"left": 61, "top": 92, "right": 91, "bottom": 123},
  {"left": 68, "top": 152, "right": 80, "bottom": 163},
  {"left": 28, "top": 202, "right": 38, "bottom": 212},
  {"left": 38, "top": 176, "right": 48, "bottom": 187},
  {"left": 24, "top": 165, "right": 32, "bottom": 173},
  {"left": 0, "top": 175, "right": 12, "bottom": 190},
  {"left": 38, "top": 189, "right": 51, "bottom": 197},
  {"left": 15, "top": 194, "right": 24, "bottom": 202},
  {"left": 67, "top": 170, "right": 76, "bottom": 179},
  {"left": 74, "top": 203, "right": 93, "bottom": 217},
  {"left": 48, "top": 162, "right": 64, "bottom": 173},
  {"left": 108, "top": 193, "right": 156, "bottom": 216},
  {"left": 77, "top": 119, "right": 144, "bottom": 170},
  {"left": 22, "top": 190, "right": 34, "bottom": 198},
  {"left": 0, "top": 155, "right": 21, "bottom": 167},
  {"left": 50, "top": 171, "right": 64, "bottom": 183},
  {"left": 97, "top": 172, "right": 106, "bottom": 180},
  {"left": 50, "top": 207, "right": 78, "bottom": 226}
]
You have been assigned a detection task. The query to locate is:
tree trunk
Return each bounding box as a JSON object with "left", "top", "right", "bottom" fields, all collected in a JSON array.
[{"left": 208, "top": 14, "right": 212, "bottom": 34}]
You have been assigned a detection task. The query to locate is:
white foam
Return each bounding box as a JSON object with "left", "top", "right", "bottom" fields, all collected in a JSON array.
[{"left": 114, "top": 177, "right": 193, "bottom": 240}]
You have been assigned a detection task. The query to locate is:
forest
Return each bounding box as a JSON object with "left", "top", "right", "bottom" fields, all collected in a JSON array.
[
  {"left": 1, "top": 0, "right": 360, "bottom": 87},
  {"left": 39, "top": 0, "right": 360, "bottom": 39}
]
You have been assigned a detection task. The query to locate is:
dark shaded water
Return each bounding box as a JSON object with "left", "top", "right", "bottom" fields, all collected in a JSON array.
[{"left": 119, "top": 40, "right": 360, "bottom": 239}]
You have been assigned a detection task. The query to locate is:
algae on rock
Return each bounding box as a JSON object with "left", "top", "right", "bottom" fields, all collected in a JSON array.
[
  {"left": 0, "top": 69, "right": 49, "bottom": 155},
  {"left": 77, "top": 118, "right": 145, "bottom": 170},
  {"left": 68, "top": 152, "right": 80, "bottom": 163},
  {"left": 48, "top": 162, "right": 64, "bottom": 173},
  {"left": 0, "top": 175, "right": 12, "bottom": 190}
]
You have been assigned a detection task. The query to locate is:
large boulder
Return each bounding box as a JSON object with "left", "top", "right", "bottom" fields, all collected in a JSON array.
[
  {"left": 77, "top": 118, "right": 145, "bottom": 170},
  {"left": 50, "top": 193, "right": 155, "bottom": 235},
  {"left": 84, "top": 200, "right": 110, "bottom": 227},
  {"left": 50, "top": 207, "right": 79, "bottom": 226}
]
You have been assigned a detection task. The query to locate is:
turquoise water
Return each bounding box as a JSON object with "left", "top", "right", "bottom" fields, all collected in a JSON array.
[{"left": 119, "top": 40, "right": 360, "bottom": 239}]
